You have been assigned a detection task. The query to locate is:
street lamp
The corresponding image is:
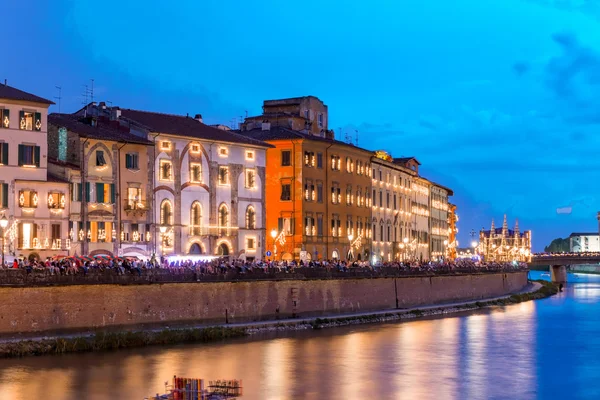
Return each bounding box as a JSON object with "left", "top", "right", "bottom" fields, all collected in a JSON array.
[
  {"left": 443, "top": 239, "right": 448, "bottom": 260},
  {"left": 0, "top": 215, "right": 7, "bottom": 267},
  {"left": 270, "top": 229, "right": 278, "bottom": 259}
]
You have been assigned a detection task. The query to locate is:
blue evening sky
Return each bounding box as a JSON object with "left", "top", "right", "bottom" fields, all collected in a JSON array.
[{"left": 2, "top": 0, "right": 599, "bottom": 250}]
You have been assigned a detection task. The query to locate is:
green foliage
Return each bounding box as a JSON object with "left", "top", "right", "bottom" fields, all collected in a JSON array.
[{"left": 544, "top": 237, "right": 570, "bottom": 253}]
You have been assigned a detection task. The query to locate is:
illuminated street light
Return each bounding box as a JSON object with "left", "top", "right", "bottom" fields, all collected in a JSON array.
[{"left": 270, "top": 229, "right": 277, "bottom": 239}]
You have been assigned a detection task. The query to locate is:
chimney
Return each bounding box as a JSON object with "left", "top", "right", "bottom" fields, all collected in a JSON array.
[
  {"left": 3, "top": 79, "right": 6, "bottom": 86},
  {"left": 194, "top": 114, "right": 203, "bottom": 123},
  {"left": 99, "top": 101, "right": 106, "bottom": 109},
  {"left": 111, "top": 107, "right": 121, "bottom": 121},
  {"left": 261, "top": 121, "right": 271, "bottom": 131}
]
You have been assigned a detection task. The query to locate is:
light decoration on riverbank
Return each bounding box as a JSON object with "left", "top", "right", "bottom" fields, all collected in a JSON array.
[{"left": 479, "top": 215, "right": 531, "bottom": 262}]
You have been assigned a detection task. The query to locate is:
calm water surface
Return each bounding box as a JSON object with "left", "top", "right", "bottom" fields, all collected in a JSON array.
[{"left": 0, "top": 271, "right": 599, "bottom": 400}]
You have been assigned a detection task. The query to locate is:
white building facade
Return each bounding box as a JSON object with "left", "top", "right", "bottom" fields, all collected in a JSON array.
[
  {"left": 569, "top": 233, "right": 600, "bottom": 253},
  {"left": 120, "top": 109, "right": 270, "bottom": 261}
]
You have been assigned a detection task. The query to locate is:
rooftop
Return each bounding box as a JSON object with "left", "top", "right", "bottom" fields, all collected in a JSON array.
[
  {"left": 238, "top": 126, "right": 372, "bottom": 153},
  {"left": 48, "top": 114, "right": 153, "bottom": 145},
  {"left": 0, "top": 84, "right": 54, "bottom": 105},
  {"left": 569, "top": 233, "right": 599, "bottom": 238},
  {"left": 120, "top": 109, "right": 272, "bottom": 147}
]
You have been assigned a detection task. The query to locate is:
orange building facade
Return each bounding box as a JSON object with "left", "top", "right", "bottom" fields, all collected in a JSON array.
[{"left": 241, "top": 96, "right": 373, "bottom": 261}]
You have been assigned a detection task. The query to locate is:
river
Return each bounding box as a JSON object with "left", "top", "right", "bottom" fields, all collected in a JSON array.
[{"left": 0, "top": 271, "right": 599, "bottom": 400}]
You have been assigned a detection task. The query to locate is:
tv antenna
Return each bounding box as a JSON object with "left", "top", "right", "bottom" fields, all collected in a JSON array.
[{"left": 54, "top": 86, "right": 62, "bottom": 113}]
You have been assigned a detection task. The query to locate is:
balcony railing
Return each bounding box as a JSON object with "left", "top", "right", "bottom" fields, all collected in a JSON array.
[{"left": 124, "top": 200, "right": 148, "bottom": 213}]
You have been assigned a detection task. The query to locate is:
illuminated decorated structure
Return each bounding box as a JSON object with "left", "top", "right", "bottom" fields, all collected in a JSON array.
[
  {"left": 479, "top": 215, "right": 531, "bottom": 262},
  {"left": 0, "top": 84, "right": 71, "bottom": 262},
  {"left": 447, "top": 203, "right": 458, "bottom": 259}
]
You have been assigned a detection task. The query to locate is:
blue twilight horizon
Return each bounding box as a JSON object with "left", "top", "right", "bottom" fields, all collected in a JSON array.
[{"left": 2, "top": 0, "right": 599, "bottom": 251}]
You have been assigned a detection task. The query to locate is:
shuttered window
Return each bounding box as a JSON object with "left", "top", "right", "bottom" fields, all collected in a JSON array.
[
  {"left": 17, "top": 144, "right": 40, "bottom": 167},
  {"left": 0, "top": 143, "right": 8, "bottom": 165}
]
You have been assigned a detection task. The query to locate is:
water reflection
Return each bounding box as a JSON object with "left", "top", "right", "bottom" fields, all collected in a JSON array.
[{"left": 0, "top": 272, "right": 599, "bottom": 399}]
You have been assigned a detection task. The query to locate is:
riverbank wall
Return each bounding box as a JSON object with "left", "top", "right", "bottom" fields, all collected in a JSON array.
[{"left": 0, "top": 271, "right": 527, "bottom": 335}]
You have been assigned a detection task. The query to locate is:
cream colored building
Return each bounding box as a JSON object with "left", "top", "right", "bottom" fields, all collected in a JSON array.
[{"left": 0, "top": 84, "right": 70, "bottom": 262}]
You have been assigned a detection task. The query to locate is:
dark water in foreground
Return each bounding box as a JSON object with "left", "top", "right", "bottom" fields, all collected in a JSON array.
[{"left": 0, "top": 271, "right": 599, "bottom": 400}]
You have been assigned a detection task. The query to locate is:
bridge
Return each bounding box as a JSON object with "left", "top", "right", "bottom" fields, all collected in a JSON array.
[{"left": 529, "top": 253, "right": 600, "bottom": 283}]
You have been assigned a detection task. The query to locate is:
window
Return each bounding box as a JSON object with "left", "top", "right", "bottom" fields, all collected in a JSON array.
[
  {"left": 191, "top": 144, "right": 200, "bottom": 153},
  {"left": 219, "top": 147, "right": 229, "bottom": 157},
  {"left": 379, "top": 191, "right": 383, "bottom": 207},
  {"left": 131, "top": 223, "right": 140, "bottom": 242},
  {"left": 218, "top": 166, "right": 229, "bottom": 185},
  {"left": 304, "top": 216, "right": 315, "bottom": 236},
  {"left": 245, "top": 169, "right": 256, "bottom": 188},
  {"left": 246, "top": 237, "right": 256, "bottom": 250},
  {"left": 190, "top": 202, "right": 202, "bottom": 235},
  {"left": 331, "top": 185, "right": 341, "bottom": 204},
  {"left": 317, "top": 214, "right": 324, "bottom": 236},
  {"left": 278, "top": 217, "right": 293, "bottom": 236},
  {"left": 161, "top": 141, "right": 170, "bottom": 150},
  {"left": 317, "top": 183, "right": 323, "bottom": 203},
  {"left": 96, "top": 150, "right": 107, "bottom": 167},
  {"left": 346, "top": 157, "right": 353, "bottom": 173},
  {"left": 18, "top": 144, "right": 40, "bottom": 167},
  {"left": 246, "top": 150, "right": 254, "bottom": 160},
  {"left": 394, "top": 194, "right": 397, "bottom": 209},
  {"left": 96, "top": 183, "right": 115, "bottom": 204},
  {"left": 281, "top": 150, "right": 291, "bottom": 166},
  {"left": 379, "top": 170, "right": 382, "bottom": 181},
  {"left": 317, "top": 153, "right": 323, "bottom": 168},
  {"left": 218, "top": 204, "right": 229, "bottom": 230},
  {"left": 19, "top": 111, "right": 40, "bottom": 131},
  {"left": 18, "top": 190, "right": 38, "bottom": 208},
  {"left": 159, "top": 160, "right": 172, "bottom": 180},
  {"left": 280, "top": 183, "right": 291, "bottom": 201},
  {"left": 386, "top": 193, "right": 390, "bottom": 208},
  {"left": 331, "top": 217, "right": 341, "bottom": 237},
  {"left": 47, "top": 192, "right": 66, "bottom": 209},
  {"left": 304, "top": 151, "right": 315, "bottom": 167},
  {"left": 160, "top": 200, "right": 173, "bottom": 225},
  {"left": 0, "top": 183, "right": 8, "bottom": 208},
  {"left": 190, "top": 163, "right": 202, "bottom": 183},
  {"left": 318, "top": 113, "right": 324, "bottom": 128},
  {"left": 246, "top": 206, "right": 256, "bottom": 229},
  {"left": 0, "top": 143, "right": 8, "bottom": 165},
  {"left": 51, "top": 224, "right": 61, "bottom": 240},
  {"left": 373, "top": 189, "right": 376, "bottom": 206},
  {"left": 127, "top": 187, "right": 142, "bottom": 209},
  {"left": 125, "top": 153, "right": 139, "bottom": 170},
  {"left": 331, "top": 155, "right": 341, "bottom": 171},
  {"left": 346, "top": 186, "right": 353, "bottom": 205},
  {"left": 1, "top": 109, "right": 9, "bottom": 129}
]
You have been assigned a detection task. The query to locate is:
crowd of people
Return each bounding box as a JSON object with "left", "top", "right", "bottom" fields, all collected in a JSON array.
[{"left": 0, "top": 255, "right": 527, "bottom": 278}]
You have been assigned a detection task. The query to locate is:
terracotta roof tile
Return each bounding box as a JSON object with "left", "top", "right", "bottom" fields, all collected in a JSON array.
[
  {"left": 0, "top": 84, "right": 54, "bottom": 105},
  {"left": 120, "top": 109, "right": 272, "bottom": 147},
  {"left": 48, "top": 114, "right": 153, "bottom": 145}
]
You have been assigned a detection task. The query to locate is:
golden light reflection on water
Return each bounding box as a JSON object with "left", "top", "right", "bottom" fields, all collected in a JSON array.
[{"left": 0, "top": 300, "right": 544, "bottom": 400}]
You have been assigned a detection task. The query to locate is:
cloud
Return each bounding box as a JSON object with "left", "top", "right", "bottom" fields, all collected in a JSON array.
[{"left": 545, "top": 31, "right": 600, "bottom": 103}]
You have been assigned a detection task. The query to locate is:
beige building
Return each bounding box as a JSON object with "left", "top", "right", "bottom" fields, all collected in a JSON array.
[
  {"left": 48, "top": 106, "right": 154, "bottom": 258},
  {"left": 370, "top": 152, "right": 418, "bottom": 263},
  {"left": 0, "top": 83, "right": 71, "bottom": 262}
]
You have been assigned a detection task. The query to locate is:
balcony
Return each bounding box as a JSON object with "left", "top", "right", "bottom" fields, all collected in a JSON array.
[{"left": 124, "top": 200, "right": 148, "bottom": 216}]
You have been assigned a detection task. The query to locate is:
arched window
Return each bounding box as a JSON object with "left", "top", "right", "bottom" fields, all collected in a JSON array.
[
  {"left": 190, "top": 201, "right": 202, "bottom": 235},
  {"left": 218, "top": 204, "right": 229, "bottom": 235},
  {"left": 246, "top": 206, "right": 256, "bottom": 229},
  {"left": 160, "top": 200, "right": 173, "bottom": 225}
]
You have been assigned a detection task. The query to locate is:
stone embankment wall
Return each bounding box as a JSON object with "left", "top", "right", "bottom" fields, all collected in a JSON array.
[{"left": 0, "top": 272, "right": 527, "bottom": 335}]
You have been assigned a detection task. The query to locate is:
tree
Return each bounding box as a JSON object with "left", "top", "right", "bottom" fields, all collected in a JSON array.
[{"left": 544, "top": 238, "right": 570, "bottom": 253}]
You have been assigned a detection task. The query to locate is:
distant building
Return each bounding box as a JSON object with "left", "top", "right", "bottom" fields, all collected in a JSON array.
[
  {"left": 447, "top": 203, "right": 458, "bottom": 259},
  {"left": 569, "top": 233, "right": 600, "bottom": 253},
  {"left": 479, "top": 215, "right": 531, "bottom": 262}
]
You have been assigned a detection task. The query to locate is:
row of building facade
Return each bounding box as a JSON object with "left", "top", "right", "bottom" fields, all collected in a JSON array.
[{"left": 0, "top": 85, "right": 457, "bottom": 264}]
